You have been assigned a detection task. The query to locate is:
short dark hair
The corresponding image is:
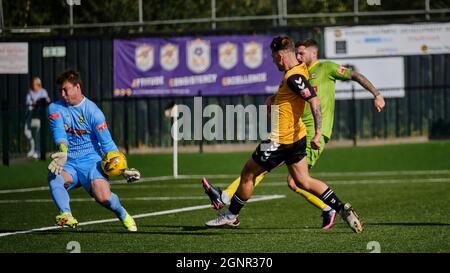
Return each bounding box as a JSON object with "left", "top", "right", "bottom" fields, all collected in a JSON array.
[
  {"left": 295, "top": 39, "right": 319, "bottom": 50},
  {"left": 270, "top": 36, "right": 295, "bottom": 53},
  {"left": 56, "top": 70, "right": 83, "bottom": 89}
]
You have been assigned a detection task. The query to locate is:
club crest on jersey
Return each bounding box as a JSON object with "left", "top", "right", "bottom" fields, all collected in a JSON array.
[
  {"left": 135, "top": 43, "right": 154, "bottom": 72},
  {"left": 160, "top": 43, "right": 179, "bottom": 71},
  {"left": 187, "top": 38, "right": 211, "bottom": 74},
  {"left": 219, "top": 42, "right": 238, "bottom": 70},
  {"left": 77, "top": 115, "right": 85, "bottom": 124},
  {"left": 243, "top": 41, "right": 263, "bottom": 69}
]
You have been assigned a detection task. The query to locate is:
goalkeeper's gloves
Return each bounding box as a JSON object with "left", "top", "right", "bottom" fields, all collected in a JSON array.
[
  {"left": 48, "top": 143, "right": 68, "bottom": 175},
  {"left": 123, "top": 168, "right": 141, "bottom": 183}
]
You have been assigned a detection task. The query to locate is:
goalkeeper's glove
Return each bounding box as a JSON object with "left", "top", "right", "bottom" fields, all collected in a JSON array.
[
  {"left": 123, "top": 168, "right": 141, "bottom": 183},
  {"left": 48, "top": 144, "right": 68, "bottom": 175}
]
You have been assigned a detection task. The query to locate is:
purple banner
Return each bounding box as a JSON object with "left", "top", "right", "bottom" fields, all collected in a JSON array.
[{"left": 113, "top": 35, "right": 282, "bottom": 97}]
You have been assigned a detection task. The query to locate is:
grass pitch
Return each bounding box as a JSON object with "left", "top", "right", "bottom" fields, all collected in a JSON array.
[{"left": 0, "top": 141, "right": 449, "bottom": 253}]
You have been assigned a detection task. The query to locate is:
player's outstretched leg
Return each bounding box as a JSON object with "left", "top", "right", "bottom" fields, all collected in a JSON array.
[
  {"left": 201, "top": 178, "right": 240, "bottom": 227},
  {"left": 288, "top": 159, "right": 363, "bottom": 233},
  {"left": 202, "top": 177, "right": 225, "bottom": 210},
  {"left": 202, "top": 173, "right": 267, "bottom": 210},
  {"left": 205, "top": 158, "right": 265, "bottom": 228},
  {"left": 49, "top": 173, "right": 78, "bottom": 228},
  {"left": 286, "top": 175, "right": 336, "bottom": 230}
]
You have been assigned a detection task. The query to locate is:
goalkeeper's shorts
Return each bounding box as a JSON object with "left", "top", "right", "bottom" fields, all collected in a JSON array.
[{"left": 63, "top": 154, "right": 109, "bottom": 192}]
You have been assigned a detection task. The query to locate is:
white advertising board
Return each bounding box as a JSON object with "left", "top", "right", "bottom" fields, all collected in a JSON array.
[
  {"left": 0, "top": 43, "right": 29, "bottom": 74},
  {"left": 325, "top": 23, "right": 450, "bottom": 58},
  {"left": 326, "top": 57, "right": 405, "bottom": 100}
]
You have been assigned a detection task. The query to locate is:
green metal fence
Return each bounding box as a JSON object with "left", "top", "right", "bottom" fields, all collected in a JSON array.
[{"left": 1, "top": 29, "right": 450, "bottom": 165}]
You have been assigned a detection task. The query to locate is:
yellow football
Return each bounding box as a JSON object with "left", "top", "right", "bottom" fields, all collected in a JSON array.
[{"left": 101, "top": 151, "right": 128, "bottom": 177}]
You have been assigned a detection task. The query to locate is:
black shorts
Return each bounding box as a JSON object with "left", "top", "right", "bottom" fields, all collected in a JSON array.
[{"left": 251, "top": 137, "right": 307, "bottom": 172}]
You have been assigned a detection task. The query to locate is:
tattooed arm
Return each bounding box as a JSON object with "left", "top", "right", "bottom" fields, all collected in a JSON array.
[
  {"left": 286, "top": 73, "right": 322, "bottom": 150},
  {"left": 349, "top": 70, "right": 385, "bottom": 112}
]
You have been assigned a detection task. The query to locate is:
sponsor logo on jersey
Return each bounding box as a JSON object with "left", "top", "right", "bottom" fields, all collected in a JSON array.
[
  {"left": 64, "top": 123, "right": 88, "bottom": 135},
  {"left": 219, "top": 42, "right": 238, "bottom": 70},
  {"left": 96, "top": 121, "right": 108, "bottom": 132},
  {"left": 300, "top": 88, "right": 312, "bottom": 98},
  {"left": 243, "top": 41, "right": 263, "bottom": 69},
  {"left": 338, "top": 66, "right": 347, "bottom": 74},
  {"left": 48, "top": 113, "right": 61, "bottom": 120},
  {"left": 160, "top": 43, "right": 179, "bottom": 71},
  {"left": 135, "top": 43, "right": 154, "bottom": 72},
  {"left": 187, "top": 38, "right": 211, "bottom": 74}
]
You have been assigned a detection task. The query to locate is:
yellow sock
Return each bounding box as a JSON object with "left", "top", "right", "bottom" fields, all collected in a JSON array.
[
  {"left": 295, "top": 187, "right": 328, "bottom": 210},
  {"left": 223, "top": 177, "right": 240, "bottom": 200},
  {"left": 223, "top": 173, "right": 266, "bottom": 202},
  {"left": 254, "top": 173, "right": 265, "bottom": 187}
]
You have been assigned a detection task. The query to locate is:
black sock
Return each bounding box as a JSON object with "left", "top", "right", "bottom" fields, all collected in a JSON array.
[
  {"left": 320, "top": 187, "right": 344, "bottom": 213},
  {"left": 229, "top": 194, "right": 247, "bottom": 215}
]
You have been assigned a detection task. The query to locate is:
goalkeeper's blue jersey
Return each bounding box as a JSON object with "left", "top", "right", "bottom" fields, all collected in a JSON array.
[{"left": 48, "top": 97, "right": 118, "bottom": 159}]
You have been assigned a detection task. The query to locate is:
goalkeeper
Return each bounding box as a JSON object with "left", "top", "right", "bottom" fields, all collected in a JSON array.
[
  {"left": 47, "top": 70, "right": 141, "bottom": 231},
  {"left": 202, "top": 39, "right": 385, "bottom": 229}
]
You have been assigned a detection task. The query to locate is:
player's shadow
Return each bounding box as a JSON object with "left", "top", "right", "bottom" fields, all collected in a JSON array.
[
  {"left": 366, "top": 222, "right": 450, "bottom": 227},
  {"left": 16, "top": 224, "right": 225, "bottom": 236},
  {"left": 129, "top": 224, "right": 213, "bottom": 231},
  {"left": 23, "top": 230, "right": 225, "bottom": 236}
]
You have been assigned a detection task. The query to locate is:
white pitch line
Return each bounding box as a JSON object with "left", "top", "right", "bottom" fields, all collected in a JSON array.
[
  {"left": 259, "top": 177, "right": 450, "bottom": 186},
  {"left": 0, "top": 195, "right": 273, "bottom": 204},
  {"left": 313, "top": 169, "right": 450, "bottom": 177},
  {"left": 0, "top": 186, "right": 50, "bottom": 194},
  {"left": 118, "top": 169, "right": 450, "bottom": 184},
  {"left": 0, "top": 194, "right": 285, "bottom": 238},
  {"left": 110, "top": 177, "right": 450, "bottom": 190},
  {"left": 1, "top": 169, "right": 450, "bottom": 194},
  {"left": 327, "top": 178, "right": 450, "bottom": 185}
]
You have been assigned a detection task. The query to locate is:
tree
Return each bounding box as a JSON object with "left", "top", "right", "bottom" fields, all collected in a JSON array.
[{"left": 2, "top": 0, "right": 448, "bottom": 35}]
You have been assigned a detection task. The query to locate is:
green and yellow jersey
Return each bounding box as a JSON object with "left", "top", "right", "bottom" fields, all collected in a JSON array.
[{"left": 302, "top": 60, "right": 352, "bottom": 140}]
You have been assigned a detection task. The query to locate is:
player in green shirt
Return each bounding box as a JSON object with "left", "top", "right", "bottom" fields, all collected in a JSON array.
[
  {"left": 299, "top": 39, "right": 385, "bottom": 168},
  {"left": 202, "top": 39, "right": 385, "bottom": 229}
]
